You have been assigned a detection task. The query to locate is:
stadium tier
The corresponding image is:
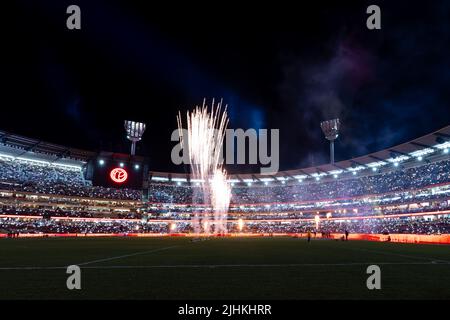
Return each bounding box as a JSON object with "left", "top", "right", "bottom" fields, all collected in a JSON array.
[{"left": 1, "top": 127, "right": 450, "bottom": 237}]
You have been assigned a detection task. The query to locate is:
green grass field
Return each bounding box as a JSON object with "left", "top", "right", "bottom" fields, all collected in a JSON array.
[{"left": 0, "top": 237, "right": 449, "bottom": 299}]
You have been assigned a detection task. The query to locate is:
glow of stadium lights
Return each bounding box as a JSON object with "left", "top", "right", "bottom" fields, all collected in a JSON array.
[
  {"left": 394, "top": 162, "right": 399, "bottom": 167},
  {"left": 177, "top": 182, "right": 182, "bottom": 186},
  {"left": 152, "top": 176, "right": 169, "bottom": 181},
  {"left": 314, "top": 214, "right": 321, "bottom": 229},
  {"left": 444, "top": 148, "right": 449, "bottom": 154},
  {"left": 264, "top": 181, "right": 269, "bottom": 186},
  {"left": 134, "top": 164, "right": 140, "bottom": 170},
  {"left": 119, "top": 162, "right": 124, "bottom": 168},
  {"left": 247, "top": 182, "right": 252, "bottom": 186},
  {"left": 231, "top": 182, "right": 235, "bottom": 187},
  {"left": 417, "top": 156, "right": 423, "bottom": 161},
  {"left": 320, "top": 118, "right": 340, "bottom": 164},
  {"left": 3, "top": 155, "right": 82, "bottom": 170},
  {"left": 372, "top": 167, "right": 377, "bottom": 172},
  {"left": 315, "top": 177, "right": 320, "bottom": 181},
  {"left": 297, "top": 179, "right": 303, "bottom": 183},
  {"left": 238, "top": 218, "right": 244, "bottom": 232},
  {"left": 124, "top": 120, "right": 146, "bottom": 156},
  {"left": 281, "top": 181, "right": 286, "bottom": 184},
  {"left": 98, "top": 159, "right": 105, "bottom": 166},
  {"left": 352, "top": 171, "right": 357, "bottom": 175},
  {"left": 333, "top": 174, "right": 338, "bottom": 178},
  {"left": 0, "top": 153, "right": 15, "bottom": 160}
]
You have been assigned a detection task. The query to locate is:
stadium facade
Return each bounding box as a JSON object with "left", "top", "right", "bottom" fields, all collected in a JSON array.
[{"left": 0, "top": 126, "right": 450, "bottom": 243}]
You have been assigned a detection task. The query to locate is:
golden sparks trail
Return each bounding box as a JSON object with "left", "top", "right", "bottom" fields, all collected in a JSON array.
[{"left": 177, "top": 99, "right": 231, "bottom": 233}]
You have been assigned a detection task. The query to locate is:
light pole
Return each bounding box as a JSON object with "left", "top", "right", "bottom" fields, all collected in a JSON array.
[
  {"left": 320, "top": 118, "right": 340, "bottom": 164},
  {"left": 124, "top": 120, "right": 146, "bottom": 156}
]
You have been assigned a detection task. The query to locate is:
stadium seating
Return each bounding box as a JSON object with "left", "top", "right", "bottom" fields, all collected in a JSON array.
[
  {"left": 0, "top": 157, "right": 141, "bottom": 200},
  {"left": 1, "top": 148, "right": 450, "bottom": 236}
]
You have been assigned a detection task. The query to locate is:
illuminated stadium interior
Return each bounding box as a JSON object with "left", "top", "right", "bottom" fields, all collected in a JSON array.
[
  {"left": 5, "top": 1, "right": 450, "bottom": 304},
  {"left": 1, "top": 126, "right": 450, "bottom": 239}
]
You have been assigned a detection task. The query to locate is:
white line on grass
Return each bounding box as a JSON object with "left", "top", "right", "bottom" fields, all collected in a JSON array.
[
  {"left": 0, "top": 261, "right": 449, "bottom": 270},
  {"left": 340, "top": 246, "right": 450, "bottom": 263},
  {"left": 74, "top": 245, "right": 179, "bottom": 266}
]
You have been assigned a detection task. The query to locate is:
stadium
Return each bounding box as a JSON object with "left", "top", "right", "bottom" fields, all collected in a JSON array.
[
  {"left": 1, "top": 125, "right": 450, "bottom": 299},
  {"left": 3, "top": 0, "right": 450, "bottom": 304}
]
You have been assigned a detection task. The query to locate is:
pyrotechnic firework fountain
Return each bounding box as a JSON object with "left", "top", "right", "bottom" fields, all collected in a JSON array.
[{"left": 177, "top": 99, "right": 231, "bottom": 234}]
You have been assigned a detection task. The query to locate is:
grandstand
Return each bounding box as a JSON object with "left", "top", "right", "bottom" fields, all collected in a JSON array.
[
  {"left": 1, "top": 126, "right": 450, "bottom": 242},
  {"left": 1, "top": 126, "right": 450, "bottom": 300}
]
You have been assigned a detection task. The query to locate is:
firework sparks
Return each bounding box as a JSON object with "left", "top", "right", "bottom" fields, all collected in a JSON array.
[
  {"left": 315, "top": 214, "right": 321, "bottom": 230},
  {"left": 177, "top": 99, "right": 231, "bottom": 234},
  {"left": 210, "top": 168, "right": 232, "bottom": 233}
]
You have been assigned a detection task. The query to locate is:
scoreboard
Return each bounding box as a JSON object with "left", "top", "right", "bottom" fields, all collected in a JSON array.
[{"left": 85, "top": 153, "right": 148, "bottom": 190}]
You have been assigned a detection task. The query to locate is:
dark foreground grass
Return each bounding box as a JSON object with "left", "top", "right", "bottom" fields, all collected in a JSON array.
[{"left": 0, "top": 237, "right": 449, "bottom": 299}]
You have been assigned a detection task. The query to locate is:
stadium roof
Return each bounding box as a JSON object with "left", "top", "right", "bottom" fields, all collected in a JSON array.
[
  {"left": 149, "top": 125, "right": 450, "bottom": 183},
  {"left": 0, "top": 129, "right": 95, "bottom": 167},
  {"left": 1, "top": 125, "right": 449, "bottom": 179},
  {"left": 0, "top": 130, "right": 146, "bottom": 169}
]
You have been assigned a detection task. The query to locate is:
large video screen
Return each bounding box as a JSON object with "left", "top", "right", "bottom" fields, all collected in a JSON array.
[{"left": 91, "top": 158, "right": 144, "bottom": 189}]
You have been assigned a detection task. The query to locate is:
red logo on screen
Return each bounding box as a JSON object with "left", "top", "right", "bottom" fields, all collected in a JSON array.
[{"left": 110, "top": 168, "right": 128, "bottom": 183}]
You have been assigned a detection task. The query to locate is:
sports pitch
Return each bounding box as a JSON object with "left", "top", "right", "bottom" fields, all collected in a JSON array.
[{"left": 0, "top": 237, "right": 449, "bottom": 299}]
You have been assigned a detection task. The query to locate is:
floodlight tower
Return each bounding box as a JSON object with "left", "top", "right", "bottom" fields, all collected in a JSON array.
[
  {"left": 124, "top": 120, "right": 146, "bottom": 156},
  {"left": 320, "top": 118, "right": 340, "bottom": 164}
]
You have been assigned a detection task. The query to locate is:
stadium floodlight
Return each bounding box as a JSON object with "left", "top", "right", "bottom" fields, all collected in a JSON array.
[
  {"left": 124, "top": 120, "right": 146, "bottom": 156},
  {"left": 320, "top": 118, "right": 340, "bottom": 164}
]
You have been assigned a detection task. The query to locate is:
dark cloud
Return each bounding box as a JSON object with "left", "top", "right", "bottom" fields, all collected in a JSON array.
[{"left": 275, "top": 1, "right": 450, "bottom": 168}]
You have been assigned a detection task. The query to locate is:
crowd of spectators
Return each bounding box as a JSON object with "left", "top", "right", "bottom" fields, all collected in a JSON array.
[
  {"left": 0, "top": 158, "right": 141, "bottom": 200},
  {"left": 242, "top": 217, "right": 450, "bottom": 235},
  {"left": 0, "top": 205, "right": 143, "bottom": 219},
  {"left": 0, "top": 158, "right": 84, "bottom": 186},
  {"left": 1, "top": 153, "right": 450, "bottom": 236},
  {"left": 319, "top": 217, "right": 450, "bottom": 235},
  {"left": 0, "top": 218, "right": 174, "bottom": 234},
  {"left": 148, "top": 159, "right": 450, "bottom": 204},
  {"left": 2, "top": 216, "right": 449, "bottom": 235}
]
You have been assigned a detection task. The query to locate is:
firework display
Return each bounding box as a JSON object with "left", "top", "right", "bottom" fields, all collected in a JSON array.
[
  {"left": 2, "top": 0, "right": 450, "bottom": 304},
  {"left": 177, "top": 99, "right": 231, "bottom": 233}
]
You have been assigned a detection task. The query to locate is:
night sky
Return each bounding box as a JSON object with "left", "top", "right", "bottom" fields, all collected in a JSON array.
[{"left": 2, "top": 0, "right": 450, "bottom": 173}]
